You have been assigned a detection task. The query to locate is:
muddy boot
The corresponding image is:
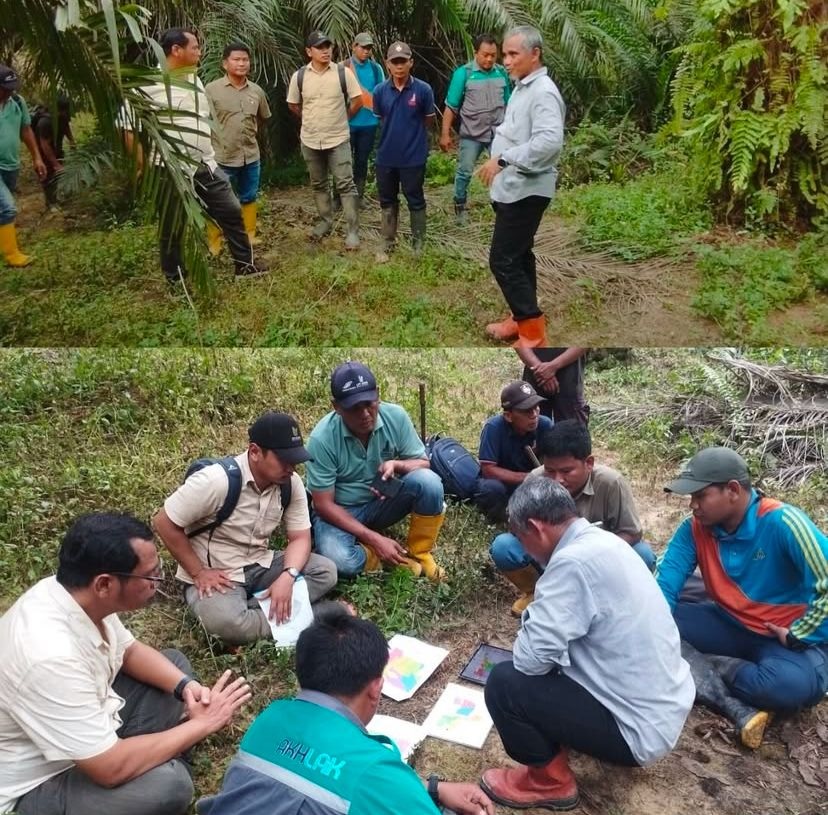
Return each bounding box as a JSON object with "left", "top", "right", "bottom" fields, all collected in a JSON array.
[
  {"left": 485, "top": 314, "right": 519, "bottom": 343},
  {"left": 0, "top": 222, "right": 32, "bottom": 267},
  {"left": 410, "top": 207, "right": 427, "bottom": 256},
  {"left": 681, "top": 641, "right": 769, "bottom": 749},
  {"left": 481, "top": 750, "right": 580, "bottom": 811},
  {"left": 514, "top": 315, "right": 548, "bottom": 348},
  {"left": 360, "top": 544, "right": 382, "bottom": 573},
  {"left": 331, "top": 190, "right": 342, "bottom": 213},
  {"left": 503, "top": 565, "right": 540, "bottom": 617},
  {"left": 241, "top": 201, "right": 260, "bottom": 246},
  {"left": 376, "top": 205, "right": 398, "bottom": 263},
  {"left": 341, "top": 194, "right": 360, "bottom": 250},
  {"left": 454, "top": 199, "right": 468, "bottom": 226},
  {"left": 206, "top": 220, "right": 224, "bottom": 257},
  {"left": 405, "top": 511, "right": 446, "bottom": 582},
  {"left": 311, "top": 191, "right": 334, "bottom": 239}
]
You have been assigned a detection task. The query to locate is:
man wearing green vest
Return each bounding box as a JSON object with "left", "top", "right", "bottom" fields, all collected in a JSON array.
[
  {"left": 0, "top": 64, "right": 47, "bottom": 267},
  {"left": 197, "top": 604, "right": 494, "bottom": 815},
  {"left": 439, "top": 35, "right": 510, "bottom": 225}
]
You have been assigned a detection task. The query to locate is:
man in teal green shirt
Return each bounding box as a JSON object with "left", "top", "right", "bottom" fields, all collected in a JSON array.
[
  {"left": 197, "top": 605, "right": 494, "bottom": 815},
  {"left": 0, "top": 64, "right": 47, "bottom": 267},
  {"left": 306, "top": 361, "right": 446, "bottom": 581},
  {"left": 439, "top": 35, "right": 510, "bottom": 224}
]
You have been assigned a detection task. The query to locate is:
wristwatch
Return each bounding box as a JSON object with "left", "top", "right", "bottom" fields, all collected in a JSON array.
[
  {"left": 427, "top": 774, "right": 442, "bottom": 805},
  {"left": 497, "top": 157, "right": 509, "bottom": 168},
  {"left": 285, "top": 567, "right": 301, "bottom": 581},
  {"left": 173, "top": 674, "right": 195, "bottom": 701}
]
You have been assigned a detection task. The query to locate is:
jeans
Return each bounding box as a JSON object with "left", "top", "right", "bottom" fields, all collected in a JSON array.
[
  {"left": 474, "top": 478, "right": 514, "bottom": 525},
  {"left": 350, "top": 126, "right": 378, "bottom": 184},
  {"left": 312, "top": 469, "right": 445, "bottom": 577},
  {"left": 15, "top": 649, "right": 195, "bottom": 815},
  {"left": 489, "top": 195, "right": 550, "bottom": 320},
  {"left": 0, "top": 168, "right": 19, "bottom": 224},
  {"left": 675, "top": 601, "right": 828, "bottom": 710},
  {"left": 485, "top": 661, "right": 638, "bottom": 767},
  {"left": 491, "top": 531, "right": 657, "bottom": 573},
  {"left": 375, "top": 164, "right": 426, "bottom": 212},
  {"left": 219, "top": 160, "right": 261, "bottom": 204},
  {"left": 454, "top": 138, "right": 489, "bottom": 204},
  {"left": 301, "top": 140, "right": 356, "bottom": 197},
  {"left": 183, "top": 552, "right": 338, "bottom": 645},
  {"left": 159, "top": 164, "right": 253, "bottom": 281}
]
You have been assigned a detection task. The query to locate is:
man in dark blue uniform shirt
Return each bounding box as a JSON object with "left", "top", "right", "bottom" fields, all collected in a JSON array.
[
  {"left": 371, "top": 42, "right": 435, "bottom": 261},
  {"left": 475, "top": 380, "right": 553, "bottom": 523}
]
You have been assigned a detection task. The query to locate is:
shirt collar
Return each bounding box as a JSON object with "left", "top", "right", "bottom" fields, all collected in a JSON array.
[
  {"left": 391, "top": 75, "right": 414, "bottom": 91},
  {"left": 555, "top": 517, "right": 592, "bottom": 554},
  {"left": 47, "top": 576, "right": 107, "bottom": 649},
  {"left": 714, "top": 489, "right": 761, "bottom": 541},
  {"left": 308, "top": 62, "right": 336, "bottom": 75},
  {"left": 296, "top": 689, "right": 367, "bottom": 731},
  {"left": 518, "top": 66, "right": 548, "bottom": 86},
  {"left": 223, "top": 76, "right": 249, "bottom": 88},
  {"left": 573, "top": 470, "right": 595, "bottom": 500}
]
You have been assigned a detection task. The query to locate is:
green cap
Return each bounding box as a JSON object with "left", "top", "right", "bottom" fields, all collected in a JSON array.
[{"left": 664, "top": 447, "right": 749, "bottom": 495}]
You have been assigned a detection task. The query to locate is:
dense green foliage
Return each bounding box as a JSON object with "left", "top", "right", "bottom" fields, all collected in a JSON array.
[{"left": 669, "top": 0, "right": 827, "bottom": 225}]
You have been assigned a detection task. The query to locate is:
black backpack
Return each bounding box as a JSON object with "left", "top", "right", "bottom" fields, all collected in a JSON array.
[
  {"left": 297, "top": 63, "right": 349, "bottom": 109},
  {"left": 184, "top": 456, "right": 291, "bottom": 540},
  {"left": 425, "top": 434, "right": 481, "bottom": 500}
]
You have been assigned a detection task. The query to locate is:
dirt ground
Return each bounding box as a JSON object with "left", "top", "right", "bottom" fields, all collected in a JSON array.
[{"left": 386, "top": 453, "right": 828, "bottom": 815}]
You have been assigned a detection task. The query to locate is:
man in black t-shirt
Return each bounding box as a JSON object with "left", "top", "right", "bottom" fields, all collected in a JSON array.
[
  {"left": 515, "top": 347, "right": 590, "bottom": 424},
  {"left": 33, "top": 95, "right": 74, "bottom": 207}
]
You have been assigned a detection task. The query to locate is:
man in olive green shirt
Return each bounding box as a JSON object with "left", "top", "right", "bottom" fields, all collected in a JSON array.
[
  {"left": 0, "top": 64, "right": 47, "bottom": 267},
  {"left": 490, "top": 419, "right": 655, "bottom": 615},
  {"left": 205, "top": 42, "right": 272, "bottom": 251}
]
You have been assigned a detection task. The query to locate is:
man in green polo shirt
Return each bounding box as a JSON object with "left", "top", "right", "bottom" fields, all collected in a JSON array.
[
  {"left": 439, "top": 35, "right": 510, "bottom": 225},
  {"left": 197, "top": 605, "right": 494, "bottom": 815},
  {"left": 306, "top": 361, "right": 446, "bottom": 581},
  {"left": 0, "top": 64, "right": 47, "bottom": 267}
]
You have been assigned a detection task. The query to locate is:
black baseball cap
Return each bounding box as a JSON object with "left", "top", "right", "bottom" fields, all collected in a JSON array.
[
  {"left": 306, "top": 30, "right": 333, "bottom": 48},
  {"left": 501, "top": 380, "right": 546, "bottom": 411},
  {"left": 0, "top": 65, "right": 19, "bottom": 91},
  {"left": 331, "top": 361, "right": 379, "bottom": 408},
  {"left": 248, "top": 411, "right": 312, "bottom": 464},
  {"left": 664, "top": 447, "right": 750, "bottom": 494}
]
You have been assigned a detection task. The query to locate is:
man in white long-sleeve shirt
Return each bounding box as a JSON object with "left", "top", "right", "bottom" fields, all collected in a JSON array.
[
  {"left": 480, "top": 477, "right": 694, "bottom": 811},
  {"left": 477, "top": 26, "right": 565, "bottom": 348}
]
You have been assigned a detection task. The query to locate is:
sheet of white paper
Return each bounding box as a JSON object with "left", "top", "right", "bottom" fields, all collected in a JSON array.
[
  {"left": 422, "top": 682, "right": 493, "bottom": 749},
  {"left": 367, "top": 714, "right": 427, "bottom": 762},
  {"left": 381, "top": 634, "right": 449, "bottom": 701},
  {"left": 256, "top": 577, "right": 313, "bottom": 647}
]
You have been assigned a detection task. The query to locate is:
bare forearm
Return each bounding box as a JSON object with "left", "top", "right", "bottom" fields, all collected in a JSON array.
[
  {"left": 550, "top": 347, "right": 586, "bottom": 370},
  {"left": 288, "top": 103, "right": 302, "bottom": 120},
  {"left": 282, "top": 531, "right": 312, "bottom": 571},
  {"left": 391, "top": 457, "right": 429, "bottom": 475},
  {"left": 347, "top": 98, "right": 363, "bottom": 119},
  {"left": 38, "top": 138, "right": 59, "bottom": 167},
  {"left": 515, "top": 346, "right": 543, "bottom": 368},
  {"left": 441, "top": 107, "right": 455, "bottom": 138},
  {"left": 480, "top": 463, "right": 528, "bottom": 486},
  {"left": 153, "top": 511, "right": 204, "bottom": 577},
  {"left": 21, "top": 127, "right": 41, "bottom": 162},
  {"left": 120, "top": 641, "right": 189, "bottom": 692}
]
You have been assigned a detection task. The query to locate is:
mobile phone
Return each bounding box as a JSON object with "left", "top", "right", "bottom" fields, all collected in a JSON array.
[{"left": 370, "top": 472, "right": 403, "bottom": 498}]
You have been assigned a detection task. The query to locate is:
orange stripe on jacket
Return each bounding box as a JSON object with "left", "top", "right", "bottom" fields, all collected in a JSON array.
[{"left": 692, "top": 497, "right": 807, "bottom": 635}]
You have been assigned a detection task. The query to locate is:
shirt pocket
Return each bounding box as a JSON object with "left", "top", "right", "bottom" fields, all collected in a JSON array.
[{"left": 242, "top": 94, "right": 259, "bottom": 116}]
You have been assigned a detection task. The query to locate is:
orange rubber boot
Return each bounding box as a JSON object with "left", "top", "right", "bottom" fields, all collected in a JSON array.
[{"left": 513, "top": 315, "right": 547, "bottom": 348}]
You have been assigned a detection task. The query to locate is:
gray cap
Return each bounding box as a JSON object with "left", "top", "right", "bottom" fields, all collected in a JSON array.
[
  {"left": 306, "top": 30, "right": 332, "bottom": 48},
  {"left": 386, "top": 41, "right": 412, "bottom": 60},
  {"left": 354, "top": 32, "right": 374, "bottom": 47},
  {"left": 664, "top": 447, "right": 749, "bottom": 495},
  {"left": 500, "top": 380, "right": 545, "bottom": 411}
]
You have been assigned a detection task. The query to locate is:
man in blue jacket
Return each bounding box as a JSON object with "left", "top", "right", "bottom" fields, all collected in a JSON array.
[{"left": 658, "top": 447, "right": 828, "bottom": 738}]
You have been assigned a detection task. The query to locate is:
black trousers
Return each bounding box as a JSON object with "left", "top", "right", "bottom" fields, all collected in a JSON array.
[
  {"left": 376, "top": 164, "right": 426, "bottom": 211},
  {"left": 159, "top": 163, "right": 252, "bottom": 281},
  {"left": 485, "top": 660, "right": 638, "bottom": 767},
  {"left": 489, "top": 195, "right": 550, "bottom": 320}
]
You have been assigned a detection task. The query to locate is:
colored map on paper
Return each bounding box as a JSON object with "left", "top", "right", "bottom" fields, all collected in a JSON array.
[
  {"left": 381, "top": 634, "right": 449, "bottom": 701},
  {"left": 422, "top": 682, "right": 493, "bottom": 749},
  {"left": 367, "top": 714, "right": 427, "bottom": 762}
]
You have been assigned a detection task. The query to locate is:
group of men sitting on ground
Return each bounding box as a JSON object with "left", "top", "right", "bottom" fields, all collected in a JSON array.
[{"left": 1, "top": 362, "right": 827, "bottom": 814}]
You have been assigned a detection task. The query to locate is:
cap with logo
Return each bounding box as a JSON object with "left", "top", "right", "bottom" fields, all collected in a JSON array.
[
  {"left": 386, "top": 41, "right": 412, "bottom": 60},
  {"left": 306, "top": 30, "right": 333, "bottom": 48},
  {"left": 331, "top": 361, "right": 379, "bottom": 408},
  {"left": 248, "top": 411, "right": 312, "bottom": 464},
  {"left": 354, "top": 32, "right": 374, "bottom": 47},
  {"left": 664, "top": 447, "right": 750, "bottom": 495},
  {"left": 0, "top": 64, "right": 19, "bottom": 91},
  {"left": 500, "top": 380, "right": 546, "bottom": 411}
]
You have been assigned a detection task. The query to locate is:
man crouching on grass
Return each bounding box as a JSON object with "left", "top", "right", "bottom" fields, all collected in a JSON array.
[{"left": 0, "top": 512, "right": 251, "bottom": 815}]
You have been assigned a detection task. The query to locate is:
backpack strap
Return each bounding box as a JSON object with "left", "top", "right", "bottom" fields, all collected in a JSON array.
[
  {"left": 337, "top": 63, "right": 349, "bottom": 109},
  {"left": 279, "top": 478, "right": 292, "bottom": 515},
  {"left": 186, "top": 456, "right": 242, "bottom": 541},
  {"left": 297, "top": 65, "right": 306, "bottom": 102}
]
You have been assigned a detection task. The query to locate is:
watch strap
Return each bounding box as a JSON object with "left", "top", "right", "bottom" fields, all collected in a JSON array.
[
  {"left": 427, "top": 774, "right": 441, "bottom": 805},
  {"left": 173, "top": 674, "right": 194, "bottom": 701}
]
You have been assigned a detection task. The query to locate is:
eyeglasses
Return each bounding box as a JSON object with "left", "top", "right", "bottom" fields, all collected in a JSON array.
[{"left": 111, "top": 569, "right": 164, "bottom": 583}]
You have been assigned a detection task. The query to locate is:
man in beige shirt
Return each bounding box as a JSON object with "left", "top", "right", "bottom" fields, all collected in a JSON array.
[
  {"left": 490, "top": 419, "right": 656, "bottom": 615},
  {"left": 205, "top": 42, "right": 272, "bottom": 250},
  {"left": 0, "top": 513, "right": 251, "bottom": 815},
  {"left": 287, "top": 30, "right": 363, "bottom": 249},
  {"left": 154, "top": 411, "right": 338, "bottom": 645}
]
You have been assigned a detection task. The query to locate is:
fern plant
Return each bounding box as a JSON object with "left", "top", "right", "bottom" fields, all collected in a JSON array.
[{"left": 667, "top": 0, "right": 828, "bottom": 226}]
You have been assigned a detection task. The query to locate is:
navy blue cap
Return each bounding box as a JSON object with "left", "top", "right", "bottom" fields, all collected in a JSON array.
[{"left": 330, "top": 362, "right": 379, "bottom": 408}]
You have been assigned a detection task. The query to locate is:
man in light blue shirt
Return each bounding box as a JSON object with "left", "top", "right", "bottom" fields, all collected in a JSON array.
[
  {"left": 478, "top": 26, "right": 565, "bottom": 349},
  {"left": 306, "top": 362, "right": 446, "bottom": 581}
]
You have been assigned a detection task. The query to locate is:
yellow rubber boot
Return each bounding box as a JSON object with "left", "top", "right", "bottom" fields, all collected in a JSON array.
[
  {"left": 0, "top": 222, "right": 32, "bottom": 267},
  {"left": 360, "top": 544, "right": 382, "bottom": 573},
  {"left": 206, "top": 220, "right": 224, "bottom": 257},
  {"left": 405, "top": 512, "right": 446, "bottom": 582},
  {"left": 241, "top": 201, "right": 260, "bottom": 246},
  {"left": 503, "top": 565, "right": 540, "bottom": 617}
]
